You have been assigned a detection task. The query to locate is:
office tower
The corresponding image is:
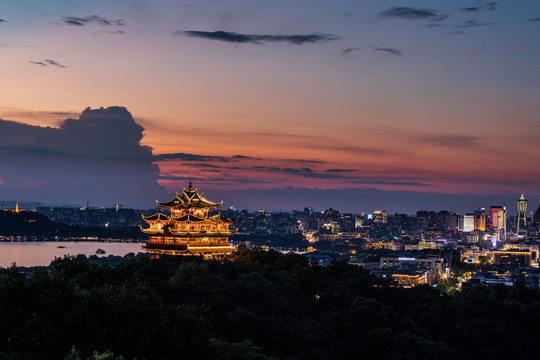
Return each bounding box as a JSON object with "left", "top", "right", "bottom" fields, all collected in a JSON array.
[
  {"left": 460, "top": 214, "right": 475, "bottom": 232},
  {"left": 490, "top": 206, "right": 507, "bottom": 241},
  {"left": 474, "top": 207, "right": 486, "bottom": 231},
  {"left": 373, "top": 210, "right": 388, "bottom": 224}
]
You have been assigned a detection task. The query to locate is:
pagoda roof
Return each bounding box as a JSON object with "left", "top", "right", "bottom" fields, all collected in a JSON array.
[
  {"left": 142, "top": 213, "right": 171, "bottom": 223},
  {"left": 209, "top": 214, "right": 234, "bottom": 223},
  {"left": 172, "top": 214, "right": 206, "bottom": 222},
  {"left": 157, "top": 182, "right": 222, "bottom": 209},
  {"left": 140, "top": 226, "right": 165, "bottom": 235}
]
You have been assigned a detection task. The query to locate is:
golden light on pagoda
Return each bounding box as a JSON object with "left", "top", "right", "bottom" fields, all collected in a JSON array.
[{"left": 140, "top": 181, "right": 236, "bottom": 260}]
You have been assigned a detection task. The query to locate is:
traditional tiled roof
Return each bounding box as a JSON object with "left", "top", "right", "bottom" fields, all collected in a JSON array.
[
  {"left": 157, "top": 182, "right": 222, "bottom": 209},
  {"left": 172, "top": 214, "right": 206, "bottom": 222},
  {"left": 140, "top": 226, "right": 165, "bottom": 235},
  {"left": 142, "top": 213, "right": 170, "bottom": 223},
  {"left": 209, "top": 214, "right": 234, "bottom": 223}
]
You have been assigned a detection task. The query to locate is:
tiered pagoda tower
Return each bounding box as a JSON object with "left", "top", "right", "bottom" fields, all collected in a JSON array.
[{"left": 140, "top": 182, "right": 236, "bottom": 259}]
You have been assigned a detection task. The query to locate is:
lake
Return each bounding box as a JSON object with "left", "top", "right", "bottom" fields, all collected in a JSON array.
[{"left": 0, "top": 241, "right": 145, "bottom": 268}]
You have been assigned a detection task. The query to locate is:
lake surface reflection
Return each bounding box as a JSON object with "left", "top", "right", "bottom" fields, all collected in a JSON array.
[{"left": 0, "top": 241, "right": 145, "bottom": 268}]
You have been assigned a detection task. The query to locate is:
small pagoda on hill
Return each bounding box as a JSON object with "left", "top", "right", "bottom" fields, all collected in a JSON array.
[{"left": 140, "top": 182, "right": 236, "bottom": 259}]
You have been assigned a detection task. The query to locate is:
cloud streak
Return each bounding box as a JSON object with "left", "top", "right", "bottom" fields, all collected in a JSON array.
[
  {"left": 62, "top": 15, "right": 125, "bottom": 27},
  {"left": 176, "top": 30, "right": 338, "bottom": 45},
  {"left": 462, "top": 2, "right": 497, "bottom": 12},
  {"left": 455, "top": 20, "right": 493, "bottom": 29},
  {"left": 155, "top": 152, "right": 230, "bottom": 162},
  {"left": 374, "top": 47, "right": 403, "bottom": 57},
  {"left": 379, "top": 7, "right": 440, "bottom": 20},
  {"left": 30, "top": 59, "right": 66, "bottom": 68},
  {"left": 344, "top": 180, "right": 428, "bottom": 186}
]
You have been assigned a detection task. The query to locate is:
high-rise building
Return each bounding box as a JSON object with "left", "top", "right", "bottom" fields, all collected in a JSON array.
[
  {"left": 355, "top": 214, "right": 366, "bottom": 228},
  {"left": 533, "top": 206, "right": 540, "bottom": 229},
  {"left": 373, "top": 210, "right": 388, "bottom": 224},
  {"left": 517, "top": 194, "right": 527, "bottom": 233},
  {"left": 342, "top": 213, "right": 355, "bottom": 231},
  {"left": 490, "top": 205, "right": 507, "bottom": 240},
  {"left": 474, "top": 207, "right": 486, "bottom": 231},
  {"left": 460, "top": 214, "right": 475, "bottom": 232}
]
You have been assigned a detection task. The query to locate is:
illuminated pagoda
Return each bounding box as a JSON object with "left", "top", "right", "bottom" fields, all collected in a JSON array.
[{"left": 140, "top": 182, "right": 236, "bottom": 259}]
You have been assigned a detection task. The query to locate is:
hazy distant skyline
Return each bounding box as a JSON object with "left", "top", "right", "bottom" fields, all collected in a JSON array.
[{"left": 1, "top": 1, "right": 539, "bottom": 213}]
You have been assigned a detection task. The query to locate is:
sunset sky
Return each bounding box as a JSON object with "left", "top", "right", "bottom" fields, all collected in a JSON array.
[{"left": 1, "top": 0, "right": 539, "bottom": 214}]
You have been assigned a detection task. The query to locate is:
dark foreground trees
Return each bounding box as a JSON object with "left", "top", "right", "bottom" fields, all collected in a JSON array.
[{"left": 1, "top": 248, "right": 540, "bottom": 359}]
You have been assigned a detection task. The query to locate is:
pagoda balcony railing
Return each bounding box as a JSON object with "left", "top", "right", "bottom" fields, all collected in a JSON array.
[{"left": 142, "top": 243, "right": 188, "bottom": 250}]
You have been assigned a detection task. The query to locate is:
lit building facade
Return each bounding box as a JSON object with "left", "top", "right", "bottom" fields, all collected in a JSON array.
[
  {"left": 373, "top": 210, "right": 388, "bottom": 224},
  {"left": 460, "top": 214, "right": 475, "bottom": 232},
  {"left": 474, "top": 207, "right": 486, "bottom": 231},
  {"left": 490, "top": 205, "right": 507, "bottom": 240},
  {"left": 140, "top": 182, "right": 236, "bottom": 259},
  {"left": 517, "top": 194, "right": 527, "bottom": 234}
]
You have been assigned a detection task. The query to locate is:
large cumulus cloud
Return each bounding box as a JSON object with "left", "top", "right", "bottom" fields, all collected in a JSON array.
[{"left": 0, "top": 107, "right": 166, "bottom": 208}]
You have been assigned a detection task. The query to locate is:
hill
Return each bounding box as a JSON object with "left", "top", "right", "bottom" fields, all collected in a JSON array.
[{"left": 0, "top": 211, "right": 146, "bottom": 239}]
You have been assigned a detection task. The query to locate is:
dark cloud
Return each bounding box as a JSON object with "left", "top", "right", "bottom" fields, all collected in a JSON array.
[
  {"left": 0, "top": 19, "right": 6, "bottom": 23},
  {"left": 378, "top": 7, "right": 440, "bottom": 20},
  {"left": 154, "top": 153, "right": 229, "bottom": 162},
  {"left": 154, "top": 152, "right": 258, "bottom": 162},
  {"left": 342, "top": 47, "right": 360, "bottom": 56},
  {"left": 30, "top": 61, "right": 47, "bottom": 67},
  {"left": 44, "top": 59, "right": 66, "bottom": 68},
  {"left": 282, "top": 158, "right": 325, "bottom": 164},
  {"left": 527, "top": 18, "right": 540, "bottom": 22},
  {"left": 424, "top": 23, "right": 445, "bottom": 28},
  {"left": 251, "top": 166, "right": 342, "bottom": 179},
  {"left": 455, "top": 20, "right": 493, "bottom": 28},
  {"left": 0, "top": 145, "right": 73, "bottom": 158},
  {"left": 344, "top": 180, "right": 428, "bottom": 186},
  {"left": 158, "top": 175, "right": 273, "bottom": 185},
  {"left": 374, "top": 47, "right": 403, "bottom": 57},
  {"left": 176, "top": 30, "right": 338, "bottom": 44},
  {"left": 462, "top": 2, "right": 497, "bottom": 12},
  {"left": 47, "top": 111, "right": 72, "bottom": 116},
  {"left": 189, "top": 163, "right": 222, "bottom": 169},
  {"left": 62, "top": 15, "right": 126, "bottom": 27},
  {"left": 0, "top": 107, "right": 166, "bottom": 207},
  {"left": 231, "top": 154, "right": 257, "bottom": 160},
  {"left": 30, "top": 59, "right": 66, "bottom": 68},
  {"left": 325, "top": 169, "right": 356, "bottom": 173}
]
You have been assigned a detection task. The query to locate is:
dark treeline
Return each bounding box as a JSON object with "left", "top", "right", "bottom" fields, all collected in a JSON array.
[
  {"left": 0, "top": 211, "right": 146, "bottom": 239},
  {"left": 1, "top": 248, "right": 539, "bottom": 360}
]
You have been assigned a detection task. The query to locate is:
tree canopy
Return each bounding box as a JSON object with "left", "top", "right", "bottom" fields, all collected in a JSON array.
[{"left": 1, "top": 248, "right": 539, "bottom": 359}]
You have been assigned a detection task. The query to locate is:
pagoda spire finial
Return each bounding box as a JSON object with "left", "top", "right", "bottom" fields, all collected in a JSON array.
[{"left": 188, "top": 179, "right": 193, "bottom": 191}]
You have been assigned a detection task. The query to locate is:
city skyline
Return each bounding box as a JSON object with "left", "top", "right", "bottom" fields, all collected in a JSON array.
[{"left": 1, "top": 1, "right": 540, "bottom": 213}]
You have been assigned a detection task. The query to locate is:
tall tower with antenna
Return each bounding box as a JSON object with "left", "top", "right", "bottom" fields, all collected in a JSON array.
[{"left": 517, "top": 193, "right": 527, "bottom": 234}]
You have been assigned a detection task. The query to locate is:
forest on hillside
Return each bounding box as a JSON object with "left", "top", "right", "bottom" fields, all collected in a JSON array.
[{"left": 1, "top": 248, "right": 539, "bottom": 360}]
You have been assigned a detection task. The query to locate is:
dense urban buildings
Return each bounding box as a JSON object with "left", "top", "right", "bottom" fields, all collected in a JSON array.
[{"left": 5, "top": 192, "right": 540, "bottom": 289}]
